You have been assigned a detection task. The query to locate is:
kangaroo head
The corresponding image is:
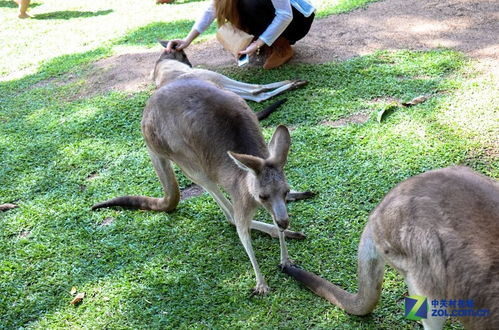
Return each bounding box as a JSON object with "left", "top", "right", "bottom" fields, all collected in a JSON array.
[
  {"left": 228, "top": 125, "right": 291, "bottom": 230},
  {"left": 157, "top": 40, "right": 192, "bottom": 67}
]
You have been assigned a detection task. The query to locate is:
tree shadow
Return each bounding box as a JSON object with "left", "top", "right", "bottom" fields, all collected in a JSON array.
[
  {"left": 115, "top": 20, "right": 204, "bottom": 47},
  {"left": 33, "top": 9, "right": 112, "bottom": 20},
  {"left": 0, "top": 0, "right": 41, "bottom": 8},
  {"left": 156, "top": 0, "right": 207, "bottom": 4}
]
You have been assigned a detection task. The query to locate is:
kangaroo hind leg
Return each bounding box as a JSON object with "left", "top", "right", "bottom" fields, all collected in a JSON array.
[
  {"left": 219, "top": 75, "right": 304, "bottom": 102},
  {"left": 406, "top": 274, "right": 446, "bottom": 330}
]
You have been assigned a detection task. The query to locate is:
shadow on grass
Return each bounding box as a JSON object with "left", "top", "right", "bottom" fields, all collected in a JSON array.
[
  {"left": 33, "top": 9, "right": 113, "bottom": 20},
  {"left": 116, "top": 20, "right": 197, "bottom": 47},
  {"left": 156, "top": 0, "right": 207, "bottom": 4},
  {"left": 0, "top": 0, "right": 41, "bottom": 8}
]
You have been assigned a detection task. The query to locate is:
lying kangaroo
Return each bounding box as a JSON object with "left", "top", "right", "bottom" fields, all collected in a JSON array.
[
  {"left": 92, "top": 74, "right": 313, "bottom": 294},
  {"left": 151, "top": 40, "right": 307, "bottom": 103},
  {"left": 283, "top": 166, "right": 499, "bottom": 329}
]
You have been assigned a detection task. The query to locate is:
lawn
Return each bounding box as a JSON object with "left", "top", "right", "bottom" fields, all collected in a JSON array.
[{"left": 0, "top": 0, "right": 497, "bottom": 329}]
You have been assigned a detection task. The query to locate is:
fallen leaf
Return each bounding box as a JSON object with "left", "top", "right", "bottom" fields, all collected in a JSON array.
[
  {"left": 70, "top": 287, "right": 77, "bottom": 295},
  {"left": 86, "top": 172, "right": 99, "bottom": 180},
  {"left": 70, "top": 292, "right": 85, "bottom": 305},
  {"left": 402, "top": 95, "right": 428, "bottom": 107},
  {"left": 0, "top": 203, "right": 18, "bottom": 212},
  {"left": 377, "top": 103, "right": 399, "bottom": 123},
  {"left": 100, "top": 217, "right": 115, "bottom": 226}
]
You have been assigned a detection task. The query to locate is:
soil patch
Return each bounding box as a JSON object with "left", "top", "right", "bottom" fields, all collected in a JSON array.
[
  {"left": 322, "top": 112, "right": 371, "bottom": 127},
  {"left": 66, "top": 0, "right": 498, "bottom": 97},
  {"left": 180, "top": 184, "right": 205, "bottom": 200}
]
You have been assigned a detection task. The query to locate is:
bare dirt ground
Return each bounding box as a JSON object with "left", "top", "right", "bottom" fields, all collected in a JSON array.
[{"left": 86, "top": 0, "right": 498, "bottom": 95}]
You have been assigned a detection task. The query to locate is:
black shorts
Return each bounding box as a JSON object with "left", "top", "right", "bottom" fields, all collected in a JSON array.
[{"left": 237, "top": 0, "right": 315, "bottom": 45}]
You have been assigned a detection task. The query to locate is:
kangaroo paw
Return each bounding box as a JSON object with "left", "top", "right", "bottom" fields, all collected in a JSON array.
[
  {"left": 286, "top": 190, "right": 316, "bottom": 202},
  {"left": 0, "top": 203, "right": 18, "bottom": 212},
  {"left": 284, "top": 229, "right": 306, "bottom": 240},
  {"left": 290, "top": 80, "right": 308, "bottom": 90}
]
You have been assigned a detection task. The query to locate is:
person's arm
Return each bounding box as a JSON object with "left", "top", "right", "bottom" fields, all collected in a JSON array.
[
  {"left": 166, "top": 0, "right": 215, "bottom": 52},
  {"left": 192, "top": 0, "right": 216, "bottom": 35},
  {"left": 239, "top": 0, "right": 293, "bottom": 56},
  {"left": 259, "top": 0, "right": 293, "bottom": 46}
]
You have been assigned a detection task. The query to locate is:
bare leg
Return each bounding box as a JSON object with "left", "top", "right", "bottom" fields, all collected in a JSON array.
[{"left": 18, "top": 0, "right": 31, "bottom": 18}]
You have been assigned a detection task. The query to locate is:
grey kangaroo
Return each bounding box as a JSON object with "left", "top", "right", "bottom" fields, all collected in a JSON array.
[
  {"left": 283, "top": 166, "right": 499, "bottom": 329},
  {"left": 151, "top": 40, "right": 307, "bottom": 103},
  {"left": 92, "top": 63, "right": 313, "bottom": 294}
]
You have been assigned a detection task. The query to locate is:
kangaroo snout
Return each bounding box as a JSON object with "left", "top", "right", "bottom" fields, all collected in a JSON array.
[
  {"left": 276, "top": 218, "right": 289, "bottom": 231},
  {"left": 270, "top": 198, "right": 289, "bottom": 230}
]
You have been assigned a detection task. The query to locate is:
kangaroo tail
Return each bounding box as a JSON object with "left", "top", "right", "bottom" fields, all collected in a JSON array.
[
  {"left": 282, "top": 265, "right": 345, "bottom": 303},
  {"left": 256, "top": 98, "right": 286, "bottom": 121},
  {"left": 91, "top": 195, "right": 177, "bottom": 212},
  {"left": 282, "top": 224, "right": 384, "bottom": 316}
]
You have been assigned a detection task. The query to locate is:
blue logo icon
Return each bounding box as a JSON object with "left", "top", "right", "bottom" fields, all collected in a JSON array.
[{"left": 405, "top": 295, "right": 428, "bottom": 320}]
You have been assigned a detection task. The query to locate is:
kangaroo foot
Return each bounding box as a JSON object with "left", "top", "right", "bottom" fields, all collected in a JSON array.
[
  {"left": 250, "top": 283, "right": 270, "bottom": 296},
  {"left": 279, "top": 258, "right": 297, "bottom": 269}
]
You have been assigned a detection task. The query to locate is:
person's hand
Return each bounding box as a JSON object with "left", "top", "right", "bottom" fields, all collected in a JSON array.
[
  {"left": 165, "top": 39, "right": 191, "bottom": 53},
  {"left": 238, "top": 39, "right": 266, "bottom": 56}
]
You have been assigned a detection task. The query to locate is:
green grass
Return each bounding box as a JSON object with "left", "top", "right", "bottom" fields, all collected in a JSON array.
[
  {"left": 1, "top": 0, "right": 498, "bottom": 329},
  {"left": 313, "top": 0, "right": 380, "bottom": 18}
]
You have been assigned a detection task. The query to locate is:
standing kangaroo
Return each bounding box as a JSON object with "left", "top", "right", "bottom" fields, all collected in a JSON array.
[
  {"left": 92, "top": 75, "right": 313, "bottom": 294},
  {"left": 283, "top": 166, "right": 499, "bottom": 329}
]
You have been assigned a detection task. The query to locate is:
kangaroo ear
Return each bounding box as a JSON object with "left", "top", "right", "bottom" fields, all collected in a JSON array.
[
  {"left": 158, "top": 39, "right": 170, "bottom": 48},
  {"left": 268, "top": 125, "right": 291, "bottom": 168},
  {"left": 228, "top": 151, "right": 264, "bottom": 175}
]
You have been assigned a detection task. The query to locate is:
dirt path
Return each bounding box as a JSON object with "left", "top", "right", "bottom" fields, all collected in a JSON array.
[
  {"left": 191, "top": 0, "right": 498, "bottom": 66},
  {"left": 87, "top": 0, "right": 498, "bottom": 95}
]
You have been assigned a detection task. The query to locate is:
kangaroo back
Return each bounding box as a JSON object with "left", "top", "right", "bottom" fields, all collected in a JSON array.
[{"left": 142, "top": 78, "right": 268, "bottom": 175}]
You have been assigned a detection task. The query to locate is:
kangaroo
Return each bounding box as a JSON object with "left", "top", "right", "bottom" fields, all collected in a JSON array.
[
  {"left": 92, "top": 74, "right": 314, "bottom": 294},
  {"left": 151, "top": 40, "right": 308, "bottom": 103},
  {"left": 283, "top": 166, "right": 499, "bottom": 329}
]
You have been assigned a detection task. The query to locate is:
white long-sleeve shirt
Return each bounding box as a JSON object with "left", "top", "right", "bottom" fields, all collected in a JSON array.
[{"left": 192, "top": 0, "right": 315, "bottom": 46}]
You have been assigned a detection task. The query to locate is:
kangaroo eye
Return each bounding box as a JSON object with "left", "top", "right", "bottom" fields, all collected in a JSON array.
[{"left": 259, "top": 194, "right": 269, "bottom": 201}]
